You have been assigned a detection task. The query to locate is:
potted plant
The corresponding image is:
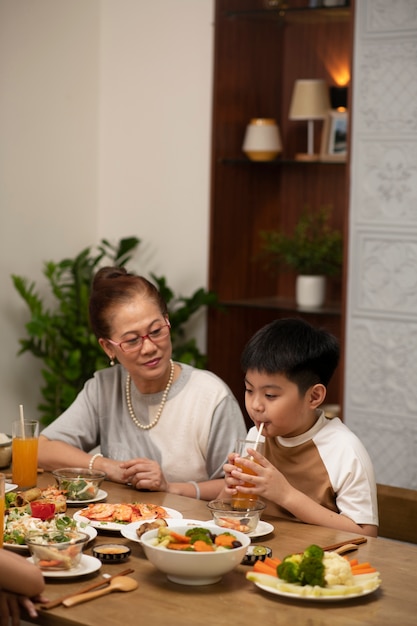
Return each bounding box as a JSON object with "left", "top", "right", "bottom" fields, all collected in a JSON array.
[
  {"left": 259, "top": 206, "right": 343, "bottom": 308},
  {"left": 11, "top": 237, "right": 217, "bottom": 425}
]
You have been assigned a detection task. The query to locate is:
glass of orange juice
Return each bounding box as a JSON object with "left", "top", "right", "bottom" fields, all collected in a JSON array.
[
  {"left": 12, "top": 420, "right": 39, "bottom": 490},
  {"left": 232, "top": 438, "right": 264, "bottom": 508},
  {"left": 0, "top": 473, "right": 5, "bottom": 547}
]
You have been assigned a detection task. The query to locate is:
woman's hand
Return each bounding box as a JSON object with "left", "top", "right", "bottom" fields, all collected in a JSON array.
[{"left": 120, "top": 458, "right": 168, "bottom": 492}]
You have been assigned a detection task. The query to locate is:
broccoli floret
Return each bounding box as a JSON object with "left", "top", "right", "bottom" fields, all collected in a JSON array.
[
  {"left": 303, "top": 544, "right": 324, "bottom": 560},
  {"left": 185, "top": 527, "right": 214, "bottom": 545},
  {"left": 277, "top": 554, "right": 302, "bottom": 583},
  {"left": 299, "top": 556, "right": 325, "bottom": 587},
  {"left": 278, "top": 545, "right": 326, "bottom": 587}
]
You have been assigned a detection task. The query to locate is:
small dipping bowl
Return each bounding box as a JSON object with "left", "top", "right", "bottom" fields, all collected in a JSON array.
[
  {"left": 207, "top": 498, "right": 266, "bottom": 533},
  {"left": 93, "top": 544, "right": 131, "bottom": 563}
]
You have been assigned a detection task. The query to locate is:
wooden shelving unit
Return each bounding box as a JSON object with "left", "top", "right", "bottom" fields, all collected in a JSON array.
[{"left": 207, "top": 0, "right": 354, "bottom": 421}]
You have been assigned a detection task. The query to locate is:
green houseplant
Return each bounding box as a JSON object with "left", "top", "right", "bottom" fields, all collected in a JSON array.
[
  {"left": 12, "top": 237, "right": 217, "bottom": 425},
  {"left": 259, "top": 207, "right": 343, "bottom": 307}
]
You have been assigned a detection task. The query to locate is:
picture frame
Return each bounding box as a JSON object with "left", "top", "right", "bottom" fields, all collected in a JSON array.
[{"left": 320, "top": 111, "right": 348, "bottom": 162}]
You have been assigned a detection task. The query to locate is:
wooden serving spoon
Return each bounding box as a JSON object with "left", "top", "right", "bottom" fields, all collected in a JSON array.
[
  {"left": 332, "top": 543, "right": 359, "bottom": 555},
  {"left": 62, "top": 576, "right": 138, "bottom": 607}
]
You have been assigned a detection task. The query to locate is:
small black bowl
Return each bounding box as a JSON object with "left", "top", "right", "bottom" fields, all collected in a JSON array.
[
  {"left": 241, "top": 545, "right": 272, "bottom": 566},
  {"left": 92, "top": 543, "right": 131, "bottom": 563}
]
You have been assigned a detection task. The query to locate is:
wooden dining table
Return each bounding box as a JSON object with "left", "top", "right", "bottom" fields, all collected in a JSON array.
[{"left": 17, "top": 472, "right": 417, "bottom": 626}]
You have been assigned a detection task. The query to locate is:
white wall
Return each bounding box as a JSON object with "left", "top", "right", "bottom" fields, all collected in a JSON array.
[
  {"left": 0, "top": 0, "right": 213, "bottom": 433},
  {"left": 345, "top": 0, "right": 417, "bottom": 489}
]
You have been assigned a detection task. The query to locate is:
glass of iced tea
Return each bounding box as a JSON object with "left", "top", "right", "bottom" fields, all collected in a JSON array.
[
  {"left": 12, "top": 420, "right": 39, "bottom": 490},
  {"left": 232, "top": 438, "right": 264, "bottom": 508}
]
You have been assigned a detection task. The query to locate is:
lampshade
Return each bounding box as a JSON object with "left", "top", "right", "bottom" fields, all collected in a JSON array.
[
  {"left": 289, "top": 79, "right": 330, "bottom": 121},
  {"left": 242, "top": 118, "right": 282, "bottom": 161},
  {"left": 289, "top": 79, "right": 330, "bottom": 161}
]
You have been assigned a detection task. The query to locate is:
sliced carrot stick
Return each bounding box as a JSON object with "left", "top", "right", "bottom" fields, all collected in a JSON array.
[
  {"left": 351, "top": 567, "right": 376, "bottom": 576},
  {"left": 264, "top": 556, "right": 281, "bottom": 570},
  {"left": 351, "top": 562, "right": 372, "bottom": 570},
  {"left": 253, "top": 561, "right": 278, "bottom": 577},
  {"left": 167, "top": 543, "right": 193, "bottom": 551}
]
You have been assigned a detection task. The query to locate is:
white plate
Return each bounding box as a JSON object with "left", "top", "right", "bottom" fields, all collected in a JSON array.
[
  {"left": 248, "top": 520, "right": 274, "bottom": 539},
  {"left": 253, "top": 575, "right": 381, "bottom": 602},
  {"left": 27, "top": 554, "right": 102, "bottom": 578},
  {"left": 121, "top": 518, "right": 212, "bottom": 543},
  {"left": 66, "top": 489, "right": 108, "bottom": 506},
  {"left": 3, "top": 522, "right": 97, "bottom": 553},
  {"left": 73, "top": 507, "right": 183, "bottom": 532},
  {"left": 5, "top": 483, "right": 18, "bottom": 494}
]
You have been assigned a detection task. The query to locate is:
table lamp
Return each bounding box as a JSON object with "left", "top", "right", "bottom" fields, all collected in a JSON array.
[{"left": 289, "top": 79, "right": 330, "bottom": 161}]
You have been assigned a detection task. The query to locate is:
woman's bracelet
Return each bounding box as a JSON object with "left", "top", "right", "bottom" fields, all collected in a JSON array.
[
  {"left": 187, "top": 480, "right": 201, "bottom": 500},
  {"left": 89, "top": 453, "right": 103, "bottom": 470}
]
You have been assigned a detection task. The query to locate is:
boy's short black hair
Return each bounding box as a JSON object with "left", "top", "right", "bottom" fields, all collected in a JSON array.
[{"left": 241, "top": 318, "right": 340, "bottom": 394}]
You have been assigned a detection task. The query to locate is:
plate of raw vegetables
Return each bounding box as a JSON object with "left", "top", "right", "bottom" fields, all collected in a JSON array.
[{"left": 246, "top": 544, "right": 381, "bottom": 602}]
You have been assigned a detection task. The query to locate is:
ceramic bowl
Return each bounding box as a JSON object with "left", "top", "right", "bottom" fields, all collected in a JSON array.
[
  {"left": 140, "top": 523, "right": 250, "bottom": 585},
  {"left": 207, "top": 498, "right": 266, "bottom": 533},
  {"left": 93, "top": 543, "right": 131, "bottom": 563},
  {"left": 25, "top": 530, "right": 90, "bottom": 570},
  {"left": 52, "top": 467, "right": 106, "bottom": 501}
]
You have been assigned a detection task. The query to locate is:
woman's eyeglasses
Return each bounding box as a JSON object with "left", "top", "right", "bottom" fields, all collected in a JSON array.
[{"left": 107, "top": 322, "right": 171, "bottom": 353}]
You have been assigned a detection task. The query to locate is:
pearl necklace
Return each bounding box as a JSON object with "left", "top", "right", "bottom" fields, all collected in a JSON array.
[{"left": 125, "top": 359, "right": 175, "bottom": 430}]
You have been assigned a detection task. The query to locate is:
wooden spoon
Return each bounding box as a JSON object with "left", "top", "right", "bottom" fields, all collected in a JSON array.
[
  {"left": 332, "top": 543, "right": 359, "bottom": 555},
  {"left": 62, "top": 576, "right": 138, "bottom": 607}
]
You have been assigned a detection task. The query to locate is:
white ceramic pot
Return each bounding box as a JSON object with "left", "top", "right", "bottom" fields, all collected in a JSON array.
[{"left": 296, "top": 275, "right": 326, "bottom": 308}]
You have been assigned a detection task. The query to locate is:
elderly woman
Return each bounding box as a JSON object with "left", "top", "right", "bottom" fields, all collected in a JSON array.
[{"left": 38, "top": 267, "right": 246, "bottom": 501}]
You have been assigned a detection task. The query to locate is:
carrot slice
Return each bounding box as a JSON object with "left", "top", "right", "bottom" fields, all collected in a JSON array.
[
  {"left": 169, "top": 531, "right": 191, "bottom": 543},
  {"left": 193, "top": 540, "right": 215, "bottom": 552},
  {"left": 253, "top": 561, "right": 278, "bottom": 577},
  {"left": 215, "top": 534, "right": 236, "bottom": 548}
]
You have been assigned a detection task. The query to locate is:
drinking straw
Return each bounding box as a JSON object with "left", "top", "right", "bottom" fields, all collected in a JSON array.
[
  {"left": 253, "top": 422, "right": 264, "bottom": 452},
  {"left": 19, "top": 404, "right": 25, "bottom": 439}
]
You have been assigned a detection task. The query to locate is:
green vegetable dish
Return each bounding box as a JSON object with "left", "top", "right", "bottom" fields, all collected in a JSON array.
[{"left": 61, "top": 478, "right": 98, "bottom": 501}]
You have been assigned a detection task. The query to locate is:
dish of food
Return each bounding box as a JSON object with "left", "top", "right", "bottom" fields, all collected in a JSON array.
[
  {"left": 252, "top": 574, "right": 381, "bottom": 601},
  {"left": 73, "top": 504, "right": 182, "bottom": 532},
  {"left": 26, "top": 554, "right": 102, "bottom": 578},
  {"left": 66, "top": 489, "right": 108, "bottom": 506},
  {"left": 5, "top": 485, "right": 67, "bottom": 514},
  {"left": 247, "top": 544, "right": 381, "bottom": 601},
  {"left": 3, "top": 512, "right": 97, "bottom": 552}
]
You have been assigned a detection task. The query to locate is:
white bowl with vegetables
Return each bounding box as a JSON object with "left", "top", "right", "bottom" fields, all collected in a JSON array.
[
  {"left": 140, "top": 523, "right": 250, "bottom": 585},
  {"left": 52, "top": 467, "right": 106, "bottom": 502}
]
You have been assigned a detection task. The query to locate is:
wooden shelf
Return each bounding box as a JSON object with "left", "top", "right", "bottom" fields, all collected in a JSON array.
[
  {"left": 207, "top": 0, "right": 354, "bottom": 417},
  {"left": 220, "top": 296, "right": 342, "bottom": 316}
]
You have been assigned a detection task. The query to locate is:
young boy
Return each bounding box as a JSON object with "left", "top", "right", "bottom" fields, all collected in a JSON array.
[{"left": 222, "top": 318, "right": 378, "bottom": 538}]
